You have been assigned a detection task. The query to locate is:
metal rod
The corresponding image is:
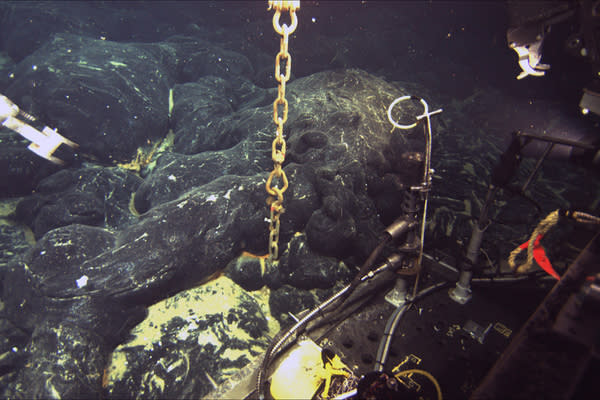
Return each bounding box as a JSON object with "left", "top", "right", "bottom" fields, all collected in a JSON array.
[
  {"left": 518, "top": 131, "right": 596, "bottom": 150},
  {"left": 521, "top": 142, "right": 554, "bottom": 192}
]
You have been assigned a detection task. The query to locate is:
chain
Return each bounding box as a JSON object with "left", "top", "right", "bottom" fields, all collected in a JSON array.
[{"left": 266, "top": 0, "right": 299, "bottom": 261}]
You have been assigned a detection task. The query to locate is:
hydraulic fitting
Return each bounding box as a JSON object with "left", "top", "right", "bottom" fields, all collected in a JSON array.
[
  {"left": 385, "top": 217, "right": 417, "bottom": 240},
  {"left": 449, "top": 270, "right": 473, "bottom": 304},
  {"left": 385, "top": 277, "right": 408, "bottom": 308}
]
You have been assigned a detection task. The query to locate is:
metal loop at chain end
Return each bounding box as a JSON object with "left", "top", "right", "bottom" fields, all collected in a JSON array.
[{"left": 272, "top": 10, "right": 298, "bottom": 36}]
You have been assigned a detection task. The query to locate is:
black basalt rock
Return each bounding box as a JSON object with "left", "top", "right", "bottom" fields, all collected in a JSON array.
[{"left": 16, "top": 167, "right": 142, "bottom": 238}]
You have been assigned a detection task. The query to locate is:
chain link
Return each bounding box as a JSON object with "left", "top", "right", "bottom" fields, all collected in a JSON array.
[{"left": 266, "top": 1, "right": 298, "bottom": 261}]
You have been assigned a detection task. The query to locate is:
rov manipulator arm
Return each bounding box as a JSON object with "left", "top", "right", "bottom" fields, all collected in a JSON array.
[
  {"left": 449, "top": 129, "right": 599, "bottom": 304},
  {"left": 0, "top": 94, "right": 78, "bottom": 165}
]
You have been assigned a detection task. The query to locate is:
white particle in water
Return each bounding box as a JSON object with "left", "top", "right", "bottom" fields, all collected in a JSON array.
[{"left": 76, "top": 275, "right": 88, "bottom": 288}]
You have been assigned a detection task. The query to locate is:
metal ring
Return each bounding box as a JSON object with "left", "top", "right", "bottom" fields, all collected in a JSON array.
[
  {"left": 387, "top": 96, "right": 430, "bottom": 130},
  {"left": 272, "top": 11, "right": 298, "bottom": 36}
]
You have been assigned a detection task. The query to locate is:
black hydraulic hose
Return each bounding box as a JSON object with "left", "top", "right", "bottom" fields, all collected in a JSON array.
[
  {"left": 256, "top": 282, "right": 353, "bottom": 399},
  {"left": 255, "top": 235, "right": 394, "bottom": 400},
  {"left": 331, "top": 234, "right": 392, "bottom": 311},
  {"left": 351, "top": 234, "right": 392, "bottom": 287},
  {"left": 374, "top": 281, "right": 449, "bottom": 372},
  {"left": 373, "top": 272, "right": 553, "bottom": 372},
  {"left": 373, "top": 304, "right": 410, "bottom": 372},
  {"left": 473, "top": 275, "right": 543, "bottom": 283}
]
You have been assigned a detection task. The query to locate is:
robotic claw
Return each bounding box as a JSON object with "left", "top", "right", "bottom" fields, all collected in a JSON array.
[
  {"left": 507, "top": 0, "right": 600, "bottom": 116},
  {"left": 0, "top": 94, "right": 78, "bottom": 165},
  {"left": 505, "top": 3, "right": 573, "bottom": 80}
]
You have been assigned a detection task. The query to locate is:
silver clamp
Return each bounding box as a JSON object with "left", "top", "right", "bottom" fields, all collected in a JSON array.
[
  {"left": 1, "top": 94, "right": 78, "bottom": 164},
  {"left": 510, "top": 40, "right": 550, "bottom": 80}
]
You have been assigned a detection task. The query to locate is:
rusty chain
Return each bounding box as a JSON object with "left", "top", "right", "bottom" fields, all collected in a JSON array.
[{"left": 266, "top": 0, "right": 299, "bottom": 261}]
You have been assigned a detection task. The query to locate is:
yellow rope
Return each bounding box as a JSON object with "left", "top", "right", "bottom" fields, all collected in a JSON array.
[
  {"left": 509, "top": 209, "right": 559, "bottom": 274},
  {"left": 395, "top": 369, "right": 443, "bottom": 400},
  {"left": 509, "top": 209, "right": 600, "bottom": 275},
  {"left": 568, "top": 210, "right": 600, "bottom": 225}
]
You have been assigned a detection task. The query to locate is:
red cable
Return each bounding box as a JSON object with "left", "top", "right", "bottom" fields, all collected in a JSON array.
[{"left": 518, "top": 234, "right": 560, "bottom": 280}]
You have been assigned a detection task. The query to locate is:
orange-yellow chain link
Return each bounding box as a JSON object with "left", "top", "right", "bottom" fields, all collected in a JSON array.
[{"left": 265, "top": 0, "right": 299, "bottom": 261}]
